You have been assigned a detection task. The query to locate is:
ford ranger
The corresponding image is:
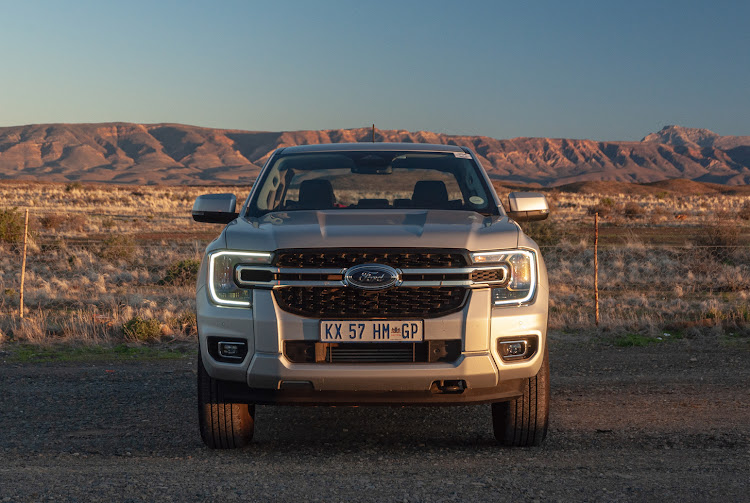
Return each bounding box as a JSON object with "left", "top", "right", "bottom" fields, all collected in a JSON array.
[{"left": 192, "top": 142, "right": 550, "bottom": 448}]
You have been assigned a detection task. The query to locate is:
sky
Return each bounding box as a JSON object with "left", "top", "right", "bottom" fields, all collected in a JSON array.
[{"left": 1, "top": 0, "right": 748, "bottom": 141}]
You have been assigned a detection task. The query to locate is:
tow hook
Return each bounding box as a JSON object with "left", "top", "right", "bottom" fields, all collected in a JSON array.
[{"left": 435, "top": 379, "right": 466, "bottom": 394}]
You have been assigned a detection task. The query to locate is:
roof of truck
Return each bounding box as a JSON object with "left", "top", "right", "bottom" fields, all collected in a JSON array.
[{"left": 280, "top": 142, "right": 467, "bottom": 154}]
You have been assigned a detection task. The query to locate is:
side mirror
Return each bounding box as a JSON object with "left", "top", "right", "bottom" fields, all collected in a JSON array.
[
  {"left": 192, "top": 194, "right": 239, "bottom": 223},
  {"left": 507, "top": 192, "right": 549, "bottom": 222}
]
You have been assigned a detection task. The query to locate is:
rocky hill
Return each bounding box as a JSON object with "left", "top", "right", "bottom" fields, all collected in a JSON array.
[
  {"left": 642, "top": 125, "right": 750, "bottom": 150},
  {"left": 0, "top": 123, "right": 748, "bottom": 186}
]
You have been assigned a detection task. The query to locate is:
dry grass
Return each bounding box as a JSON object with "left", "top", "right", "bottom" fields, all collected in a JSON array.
[
  {"left": 0, "top": 181, "right": 231, "bottom": 345},
  {"left": 497, "top": 182, "right": 750, "bottom": 339},
  {"left": 0, "top": 180, "right": 748, "bottom": 346},
  {"left": 543, "top": 239, "right": 750, "bottom": 337}
]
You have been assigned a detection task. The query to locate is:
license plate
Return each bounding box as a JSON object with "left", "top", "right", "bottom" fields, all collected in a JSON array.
[{"left": 320, "top": 320, "right": 423, "bottom": 342}]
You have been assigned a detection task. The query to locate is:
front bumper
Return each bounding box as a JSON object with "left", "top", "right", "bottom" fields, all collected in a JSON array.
[
  {"left": 197, "top": 284, "right": 548, "bottom": 405},
  {"left": 218, "top": 377, "right": 526, "bottom": 406}
]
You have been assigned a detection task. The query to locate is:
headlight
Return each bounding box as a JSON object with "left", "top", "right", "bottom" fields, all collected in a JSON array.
[
  {"left": 471, "top": 249, "right": 536, "bottom": 306},
  {"left": 208, "top": 251, "right": 272, "bottom": 307}
]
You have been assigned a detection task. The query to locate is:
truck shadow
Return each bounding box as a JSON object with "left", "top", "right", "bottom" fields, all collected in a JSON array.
[{"left": 250, "top": 404, "right": 499, "bottom": 451}]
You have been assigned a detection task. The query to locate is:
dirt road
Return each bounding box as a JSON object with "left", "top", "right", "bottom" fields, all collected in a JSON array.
[{"left": 1, "top": 335, "right": 748, "bottom": 502}]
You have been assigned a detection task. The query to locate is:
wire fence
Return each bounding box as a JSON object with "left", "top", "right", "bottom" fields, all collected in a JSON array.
[
  {"left": 4, "top": 239, "right": 747, "bottom": 282},
  {"left": 1, "top": 193, "right": 748, "bottom": 342},
  {"left": 0, "top": 238, "right": 746, "bottom": 336},
  {"left": 1, "top": 198, "right": 749, "bottom": 340}
]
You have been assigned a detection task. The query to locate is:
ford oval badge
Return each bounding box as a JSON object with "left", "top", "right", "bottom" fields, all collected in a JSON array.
[{"left": 344, "top": 264, "right": 399, "bottom": 290}]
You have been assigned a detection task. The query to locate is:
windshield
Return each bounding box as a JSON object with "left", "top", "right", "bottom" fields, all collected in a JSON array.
[{"left": 246, "top": 150, "right": 500, "bottom": 217}]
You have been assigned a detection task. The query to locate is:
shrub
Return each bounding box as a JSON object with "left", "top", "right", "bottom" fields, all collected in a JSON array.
[
  {"left": 587, "top": 197, "right": 616, "bottom": 217},
  {"left": 623, "top": 202, "right": 645, "bottom": 219},
  {"left": 695, "top": 219, "right": 740, "bottom": 262},
  {"left": 587, "top": 203, "right": 611, "bottom": 217},
  {"left": 98, "top": 235, "right": 136, "bottom": 261},
  {"left": 65, "top": 182, "right": 83, "bottom": 192},
  {"left": 122, "top": 316, "right": 161, "bottom": 341},
  {"left": 39, "top": 213, "right": 66, "bottom": 230},
  {"left": 160, "top": 259, "right": 201, "bottom": 285},
  {"left": 0, "top": 207, "right": 25, "bottom": 244}
]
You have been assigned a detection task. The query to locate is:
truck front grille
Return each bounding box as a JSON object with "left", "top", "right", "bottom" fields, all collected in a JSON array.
[
  {"left": 274, "top": 287, "right": 468, "bottom": 318},
  {"left": 284, "top": 340, "right": 462, "bottom": 363},
  {"left": 274, "top": 249, "right": 468, "bottom": 268},
  {"left": 329, "top": 343, "right": 418, "bottom": 363}
]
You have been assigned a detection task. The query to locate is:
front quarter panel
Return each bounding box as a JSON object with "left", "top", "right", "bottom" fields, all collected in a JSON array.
[{"left": 489, "top": 233, "right": 549, "bottom": 380}]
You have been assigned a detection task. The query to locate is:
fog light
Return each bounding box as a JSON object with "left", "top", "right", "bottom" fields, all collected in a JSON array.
[
  {"left": 505, "top": 341, "right": 526, "bottom": 356},
  {"left": 498, "top": 337, "right": 537, "bottom": 362},
  {"left": 218, "top": 341, "right": 245, "bottom": 359}
]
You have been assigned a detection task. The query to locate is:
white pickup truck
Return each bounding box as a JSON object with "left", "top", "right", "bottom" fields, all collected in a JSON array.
[{"left": 192, "top": 143, "right": 550, "bottom": 448}]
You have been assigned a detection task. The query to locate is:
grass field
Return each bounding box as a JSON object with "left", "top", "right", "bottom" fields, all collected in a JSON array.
[{"left": 0, "top": 179, "right": 748, "bottom": 349}]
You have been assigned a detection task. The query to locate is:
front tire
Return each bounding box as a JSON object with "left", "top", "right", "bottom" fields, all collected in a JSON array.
[
  {"left": 197, "top": 351, "right": 255, "bottom": 449},
  {"left": 492, "top": 345, "right": 550, "bottom": 446}
]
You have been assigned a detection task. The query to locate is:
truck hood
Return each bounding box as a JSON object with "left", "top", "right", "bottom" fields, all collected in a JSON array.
[{"left": 222, "top": 210, "right": 519, "bottom": 252}]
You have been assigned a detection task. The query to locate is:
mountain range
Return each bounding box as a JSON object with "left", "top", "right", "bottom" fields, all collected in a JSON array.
[{"left": 0, "top": 123, "right": 748, "bottom": 186}]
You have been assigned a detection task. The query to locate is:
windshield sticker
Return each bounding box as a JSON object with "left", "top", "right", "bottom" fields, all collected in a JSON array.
[
  {"left": 469, "top": 196, "right": 484, "bottom": 205},
  {"left": 453, "top": 152, "right": 472, "bottom": 159}
]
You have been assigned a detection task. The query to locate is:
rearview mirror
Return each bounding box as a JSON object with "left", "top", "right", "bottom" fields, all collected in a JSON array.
[
  {"left": 507, "top": 192, "right": 549, "bottom": 222},
  {"left": 192, "top": 193, "right": 239, "bottom": 224},
  {"left": 352, "top": 154, "right": 393, "bottom": 174}
]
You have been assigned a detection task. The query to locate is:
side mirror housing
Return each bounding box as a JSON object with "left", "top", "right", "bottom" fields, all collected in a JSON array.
[
  {"left": 507, "top": 192, "right": 549, "bottom": 222},
  {"left": 192, "top": 194, "right": 239, "bottom": 223}
]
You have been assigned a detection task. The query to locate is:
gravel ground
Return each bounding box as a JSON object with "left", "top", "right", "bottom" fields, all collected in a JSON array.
[{"left": 0, "top": 335, "right": 748, "bottom": 502}]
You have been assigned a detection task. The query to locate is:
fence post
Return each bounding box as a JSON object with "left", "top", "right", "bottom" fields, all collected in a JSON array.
[
  {"left": 20, "top": 209, "right": 29, "bottom": 319},
  {"left": 594, "top": 212, "right": 599, "bottom": 326}
]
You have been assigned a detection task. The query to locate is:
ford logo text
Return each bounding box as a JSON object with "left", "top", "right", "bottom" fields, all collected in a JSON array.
[{"left": 344, "top": 264, "right": 400, "bottom": 291}]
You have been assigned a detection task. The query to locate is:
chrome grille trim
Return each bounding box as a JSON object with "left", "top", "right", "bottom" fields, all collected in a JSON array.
[
  {"left": 238, "top": 249, "right": 509, "bottom": 318},
  {"left": 235, "top": 265, "right": 510, "bottom": 288}
]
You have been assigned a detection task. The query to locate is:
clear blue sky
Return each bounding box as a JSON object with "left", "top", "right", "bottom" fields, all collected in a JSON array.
[{"left": 1, "top": 0, "right": 748, "bottom": 140}]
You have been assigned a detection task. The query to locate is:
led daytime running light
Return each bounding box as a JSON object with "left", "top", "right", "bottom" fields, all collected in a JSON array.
[
  {"left": 208, "top": 251, "right": 272, "bottom": 307},
  {"left": 472, "top": 249, "right": 537, "bottom": 306}
]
